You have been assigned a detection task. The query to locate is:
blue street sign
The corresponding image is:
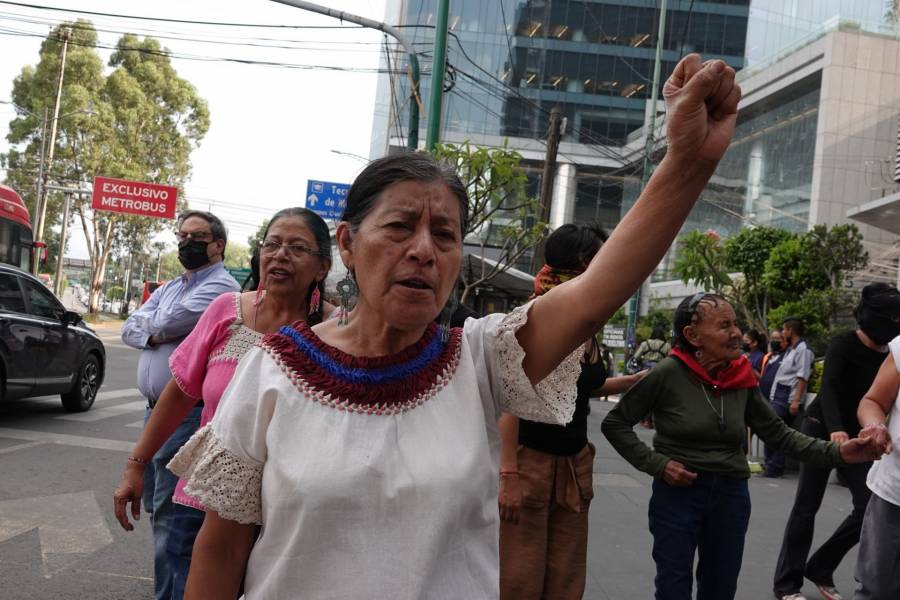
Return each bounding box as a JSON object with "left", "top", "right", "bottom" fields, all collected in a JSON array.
[{"left": 305, "top": 179, "right": 350, "bottom": 220}]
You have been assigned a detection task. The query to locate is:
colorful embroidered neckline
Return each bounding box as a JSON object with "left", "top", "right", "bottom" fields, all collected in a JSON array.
[{"left": 260, "top": 321, "right": 463, "bottom": 414}]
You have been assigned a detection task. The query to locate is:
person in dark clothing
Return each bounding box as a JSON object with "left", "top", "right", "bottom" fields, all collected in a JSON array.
[
  {"left": 743, "top": 329, "right": 767, "bottom": 376},
  {"left": 772, "top": 283, "right": 900, "bottom": 600},
  {"left": 498, "top": 223, "right": 643, "bottom": 600},
  {"left": 759, "top": 329, "right": 787, "bottom": 400}
]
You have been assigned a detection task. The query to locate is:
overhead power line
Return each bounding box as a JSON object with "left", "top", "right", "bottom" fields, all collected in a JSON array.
[{"left": 0, "top": 1, "right": 365, "bottom": 29}]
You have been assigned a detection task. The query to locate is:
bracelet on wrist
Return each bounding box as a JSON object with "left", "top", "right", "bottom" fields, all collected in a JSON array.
[
  {"left": 499, "top": 470, "right": 519, "bottom": 477},
  {"left": 127, "top": 456, "right": 148, "bottom": 466}
]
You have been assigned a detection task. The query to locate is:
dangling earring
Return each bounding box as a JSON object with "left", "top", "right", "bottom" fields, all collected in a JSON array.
[
  {"left": 439, "top": 294, "right": 459, "bottom": 342},
  {"left": 336, "top": 269, "right": 358, "bottom": 326},
  {"left": 309, "top": 287, "right": 321, "bottom": 316}
]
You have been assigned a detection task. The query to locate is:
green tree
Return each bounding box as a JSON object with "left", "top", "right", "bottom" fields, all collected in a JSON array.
[
  {"left": 2, "top": 22, "right": 209, "bottom": 312},
  {"left": 431, "top": 141, "right": 548, "bottom": 304},
  {"left": 248, "top": 218, "right": 269, "bottom": 256},
  {"left": 224, "top": 242, "right": 251, "bottom": 270},
  {"left": 107, "top": 284, "right": 125, "bottom": 301},
  {"left": 672, "top": 230, "right": 732, "bottom": 294},
  {"left": 723, "top": 226, "right": 795, "bottom": 331}
]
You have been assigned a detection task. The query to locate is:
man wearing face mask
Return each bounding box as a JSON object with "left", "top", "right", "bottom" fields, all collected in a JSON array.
[
  {"left": 121, "top": 210, "right": 239, "bottom": 600},
  {"left": 760, "top": 329, "right": 787, "bottom": 399},
  {"left": 772, "top": 283, "right": 900, "bottom": 600}
]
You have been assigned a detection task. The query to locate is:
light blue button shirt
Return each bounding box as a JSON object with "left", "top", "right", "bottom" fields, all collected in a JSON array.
[
  {"left": 769, "top": 339, "right": 813, "bottom": 404},
  {"left": 121, "top": 261, "right": 240, "bottom": 402}
]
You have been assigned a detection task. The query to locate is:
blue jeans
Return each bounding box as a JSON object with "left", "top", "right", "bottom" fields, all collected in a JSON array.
[
  {"left": 648, "top": 472, "right": 752, "bottom": 600},
  {"left": 143, "top": 404, "right": 202, "bottom": 600},
  {"left": 167, "top": 503, "right": 206, "bottom": 600},
  {"left": 764, "top": 383, "right": 794, "bottom": 475}
]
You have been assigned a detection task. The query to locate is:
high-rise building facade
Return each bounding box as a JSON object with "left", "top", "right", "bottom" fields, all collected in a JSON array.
[
  {"left": 745, "top": 0, "right": 888, "bottom": 65},
  {"left": 371, "top": 0, "right": 750, "bottom": 235}
]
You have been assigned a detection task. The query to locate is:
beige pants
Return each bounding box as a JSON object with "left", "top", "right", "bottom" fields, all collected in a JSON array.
[{"left": 499, "top": 443, "right": 595, "bottom": 600}]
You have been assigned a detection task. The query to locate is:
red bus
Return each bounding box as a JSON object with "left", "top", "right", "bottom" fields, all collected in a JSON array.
[{"left": 0, "top": 184, "right": 35, "bottom": 271}]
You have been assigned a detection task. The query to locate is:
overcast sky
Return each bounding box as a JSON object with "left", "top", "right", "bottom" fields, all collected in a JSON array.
[{"left": 0, "top": 0, "right": 390, "bottom": 259}]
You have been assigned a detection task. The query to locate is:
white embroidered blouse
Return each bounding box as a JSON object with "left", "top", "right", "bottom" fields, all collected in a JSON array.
[{"left": 169, "top": 301, "right": 580, "bottom": 599}]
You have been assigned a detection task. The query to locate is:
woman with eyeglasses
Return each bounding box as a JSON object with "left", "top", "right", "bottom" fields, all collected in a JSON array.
[
  {"left": 601, "top": 293, "right": 887, "bottom": 600},
  {"left": 112, "top": 207, "right": 332, "bottom": 600}
]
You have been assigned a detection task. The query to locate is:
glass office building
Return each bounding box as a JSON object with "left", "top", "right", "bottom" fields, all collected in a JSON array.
[
  {"left": 373, "top": 0, "right": 750, "bottom": 235},
  {"left": 745, "top": 0, "right": 887, "bottom": 65},
  {"left": 378, "top": 0, "right": 749, "bottom": 146}
]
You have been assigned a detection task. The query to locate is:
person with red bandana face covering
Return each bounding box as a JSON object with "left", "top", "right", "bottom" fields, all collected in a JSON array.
[{"left": 601, "top": 293, "right": 888, "bottom": 600}]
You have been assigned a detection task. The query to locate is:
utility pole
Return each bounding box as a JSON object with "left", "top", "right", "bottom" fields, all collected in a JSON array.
[
  {"left": 33, "top": 108, "right": 48, "bottom": 228},
  {"left": 33, "top": 27, "right": 71, "bottom": 274},
  {"left": 52, "top": 191, "right": 72, "bottom": 297},
  {"left": 531, "top": 107, "right": 563, "bottom": 272},
  {"left": 269, "top": 0, "right": 421, "bottom": 150},
  {"left": 625, "top": 0, "right": 668, "bottom": 355},
  {"left": 425, "top": 0, "right": 450, "bottom": 150},
  {"left": 121, "top": 250, "right": 135, "bottom": 316}
]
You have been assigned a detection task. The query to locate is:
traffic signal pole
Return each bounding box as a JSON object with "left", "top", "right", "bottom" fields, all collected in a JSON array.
[
  {"left": 269, "top": 0, "right": 421, "bottom": 150},
  {"left": 425, "top": 0, "right": 450, "bottom": 150}
]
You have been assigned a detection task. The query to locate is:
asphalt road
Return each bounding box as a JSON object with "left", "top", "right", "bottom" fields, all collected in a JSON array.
[{"left": 0, "top": 328, "right": 864, "bottom": 600}]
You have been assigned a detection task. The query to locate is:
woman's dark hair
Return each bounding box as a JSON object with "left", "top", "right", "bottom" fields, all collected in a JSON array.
[
  {"left": 341, "top": 152, "right": 469, "bottom": 234},
  {"left": 745, "top": 329, "right": 766, "bottom": 349},
  {"left": 672, "top": 292, "right": 727, "bottom": 351},
  {"left": 248, "top": 207, "right": 333, "bottom": 325},
  {"left": 650, "top": 326, "right": 666, "bottom": 341},
  {"left": 544, "top": 223, "right": 609, "bottom": 271}
]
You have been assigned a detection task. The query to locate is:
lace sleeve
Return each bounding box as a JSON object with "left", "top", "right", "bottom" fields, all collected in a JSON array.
[
  {"left": 168, "top": 424, "right": 263, "bottom": 525},
  {"left": 466, "top": 300, "right": 580, "bottom": 425}
]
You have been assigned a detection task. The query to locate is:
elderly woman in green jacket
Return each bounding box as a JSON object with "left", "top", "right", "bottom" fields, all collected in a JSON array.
[{"left": 601, "top": 292, "right": 886, "bottom": 600}]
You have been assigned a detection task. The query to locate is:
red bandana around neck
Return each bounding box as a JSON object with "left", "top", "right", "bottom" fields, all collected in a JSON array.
[{"left": 669, "top": 347, "right": 758, "bottom": 390}]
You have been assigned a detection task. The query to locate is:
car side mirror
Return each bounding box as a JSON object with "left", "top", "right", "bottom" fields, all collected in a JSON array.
[{"left": 63, "top": 310, "right": 81, "bottom": 325}]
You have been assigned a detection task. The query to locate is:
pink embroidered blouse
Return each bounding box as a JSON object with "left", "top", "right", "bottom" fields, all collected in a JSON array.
[{"left": 168, "top": 292, "right": 263, "bottom": 509}]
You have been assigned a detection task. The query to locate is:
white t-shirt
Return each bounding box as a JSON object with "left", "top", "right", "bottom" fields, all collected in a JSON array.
[
  {"left": 169, "top": 302, "right": 580, "bottom": 599},
  {"left": 866, "top": 336, "right": 900, "bottom": 507}
]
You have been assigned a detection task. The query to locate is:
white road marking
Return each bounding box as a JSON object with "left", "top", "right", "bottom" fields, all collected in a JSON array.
[
  {"left": 125, "top": 420, "right": 145, "bottom": 428},
  {"left": 0, "top": 440, "right": 46, "bottom": 455},
  {"left": 0, "top": 491, "right": 113, "bottom": 578},
  {"left": 56, "top": 400, "right": 146, "bottom": 423},
  {"left": 0, "top": 427, "right": 132, "bottom": 452}
]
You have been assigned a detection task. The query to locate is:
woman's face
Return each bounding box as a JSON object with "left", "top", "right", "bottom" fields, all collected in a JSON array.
[
  {"left": 259, "top": 216, "right": 330, "bottom": 301},
  {"left": 337, "top": 179, "right": 463, "bottom": 332},
  {"left": 742, "top": 334, "right": 756, "bottom": 351},
  {"left": 685, "top": 301, "right": 743, "bottom": 364}
]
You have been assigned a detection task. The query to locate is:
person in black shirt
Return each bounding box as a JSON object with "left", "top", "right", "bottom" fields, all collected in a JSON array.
[
  {"left": 772, "top": 283, "right": 900, "bottom": 600},
  {"left": 497, "top": 223, "right": 643, "bottom": 600}
]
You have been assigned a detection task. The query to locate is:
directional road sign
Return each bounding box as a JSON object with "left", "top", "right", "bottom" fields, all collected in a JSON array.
[{"left": 305, "top": 179, "right": 350, "bottom": 220}]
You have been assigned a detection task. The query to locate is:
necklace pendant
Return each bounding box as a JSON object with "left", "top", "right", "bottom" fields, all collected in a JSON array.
[{"left": 718, "top": 421, "right": 726, "bottom": 433}]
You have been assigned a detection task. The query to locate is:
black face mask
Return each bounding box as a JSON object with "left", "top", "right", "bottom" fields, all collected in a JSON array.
[
  {"left": 741, "top": 343, "right": 751, "bottom": 353},
  {"left": 178, "top": 240, "right": 212, "bottom": 270},
  {"left": 859, "top": 311, "right": 900, "bottom": 346},
  {"left": 770, "top": 341, "right": 782, "bottom": 353}
]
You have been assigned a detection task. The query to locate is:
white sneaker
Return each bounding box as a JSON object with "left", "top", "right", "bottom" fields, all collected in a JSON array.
[{"left": 779, "top": 594, "right": 807, "bottom": 600}]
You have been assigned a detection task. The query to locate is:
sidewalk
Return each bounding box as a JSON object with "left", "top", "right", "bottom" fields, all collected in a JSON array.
[{"left": 584, "top": 400, "right": 859, "bottom": 600}]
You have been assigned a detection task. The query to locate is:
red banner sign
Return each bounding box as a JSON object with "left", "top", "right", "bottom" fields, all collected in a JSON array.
[{"left": 91, "top": 176, "right": 178, "bottom": 219}]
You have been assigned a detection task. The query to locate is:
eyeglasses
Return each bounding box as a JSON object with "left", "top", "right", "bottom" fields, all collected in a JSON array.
[
  {"left": 258, "top": 239, "right": 320, "bottom": 258},
  {"left": 176, "top": 231, "right": 214, "bottom": 242}
]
